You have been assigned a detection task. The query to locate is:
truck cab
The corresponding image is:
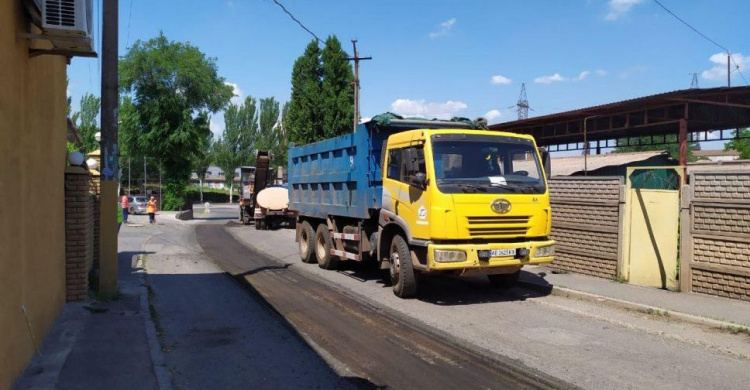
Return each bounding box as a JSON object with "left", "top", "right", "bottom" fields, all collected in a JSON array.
[{"left": 380, "top": 129, "right": 554, "bottom": 295}]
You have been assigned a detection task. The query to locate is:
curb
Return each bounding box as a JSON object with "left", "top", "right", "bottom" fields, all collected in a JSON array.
[
  {"left": 138, "top": 269, "right": 174, "bottom": 390},
  {"left": 519, "top": 281, "right": 746, "bottom": 331}
]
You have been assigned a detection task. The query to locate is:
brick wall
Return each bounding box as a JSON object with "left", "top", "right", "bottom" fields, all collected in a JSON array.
[
  {"left": 90, "top": 176, "right": 100, "bottom": 268},
  {"left": 683, "top": 170, "right": 750, "bottom": 302},
  {"left": 548, "top": 177, "right": 624, "bottom": 278},
  {"left": 65, "top": 168, "right": 94, "bottom": 301}
]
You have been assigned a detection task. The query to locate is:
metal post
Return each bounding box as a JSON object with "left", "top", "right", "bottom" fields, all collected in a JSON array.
[
  {"left": 583, "top": 116, "right": 598, "bottom": 176},
  {"left": 159, "top": 160, "right": 162, "bottom": 210},
  {"left": 678, "top": 118, "right": 688, "bottom": 167},
  {"left": 128, "top": 157, "right": 131, "bottom": 195},
  {"left": 143, "top": 156, "right": 147, "bottom": 195},
  {"left": 99, "top": 0, "right": 119, "bottom": 295}
]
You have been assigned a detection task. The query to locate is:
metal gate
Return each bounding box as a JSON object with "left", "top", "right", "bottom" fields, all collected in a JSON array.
[{"left": 623, "top": 167, "right": 683, "bottom": 290}]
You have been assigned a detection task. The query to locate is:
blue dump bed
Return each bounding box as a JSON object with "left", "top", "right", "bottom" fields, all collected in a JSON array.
[{"left": 288, "top": 123, "right": 392, "bottom": 220}]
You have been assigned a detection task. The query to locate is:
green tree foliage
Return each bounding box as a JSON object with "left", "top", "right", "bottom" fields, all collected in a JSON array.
[
  {"left": 276, "top": 102, "right": 291, "bottom": 168},
  {"left": 118, "top": 33, "right": 233, "bottom": 210},
  {"left": 724, "top": 128, "right": 750, "bottom": 159},
  {"left": 70, "top": 93, "right": 101, "bottom": 153},
  {"left": 614, "top": 134, "right": 699, "bottom": 162},
  {"left": 288, "top": 40, "right": 323, "bottom": 145},
  {"left": 257, "top": 97, "right": 280, "bottom": 151},
  {"left": 213, "top": 97, "right": 258, "bottom": 201},
  {"left": 321, "top": 36, "right": 354, "bottom": 138}
]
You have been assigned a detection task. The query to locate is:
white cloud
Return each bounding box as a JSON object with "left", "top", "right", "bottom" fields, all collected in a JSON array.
[
  {"left": 596, "top": 69, "right": 608, "bottom": 76},
  {"left": 576, "top": 70, "right": 591, "bottom": 81},
  {"left": 702, "top": 52, "right": 748, "bottom": 81},
  {"left": 225, "top": 82, "right": 244, "bottom": 105},
  {"left": 484, "top": 109, "right": 502, "bottom": 121},
  {"left": 490, "top": 75, "right": 512, "bottom": 85},
  {"left": 390, "top": 98, "right": 468, "bottom": 120},
  {"left": 605, "top": 0, "right": 644, "bottom": 21},
  {"left": 429, "top": 18, "right": 456, "bottom": 38},
  {"left": 534, "top": 73, "right": 566, "bottom": 84},
  {"left": 209, "top": 118, "right": 224, "bottom": 137}
]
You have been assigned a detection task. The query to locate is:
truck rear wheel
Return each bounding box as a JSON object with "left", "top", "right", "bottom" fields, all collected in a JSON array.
[
  {"left": 389, "top": 235, "right": 417, "bottom": 298},
  {"left": 298, "top": 221, "right": 315, "bottom": 263},
  {"left": 315, "top": 224, "right": 338, "bottom": 270},
  {"left": 488, "top": 271, "right": 520, "bottom": 288}
]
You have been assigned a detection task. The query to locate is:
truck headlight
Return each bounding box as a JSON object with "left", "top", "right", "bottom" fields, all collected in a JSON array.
[
  {"left": 534, "top": 245, "right": 554, "bottom": 258},
  {"left": 434, "top": 250, "right": 466, "bottom": 263}
]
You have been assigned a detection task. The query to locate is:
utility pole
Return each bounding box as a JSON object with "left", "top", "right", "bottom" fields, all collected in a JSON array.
[
  {"left": 516, "top": 83, "right": 530, "bottom": 120},
  {"left": 128, "top": 157, "right": 131, "bottom": 195},
  {"left": 346, "top": 40, "right": 372, "bottom": 131},
  {"left": 143, "top": 156, "right": 147, "bottom": 196},
  {"left": 99, "top": 0, "right": 119, "bottom": 294}
]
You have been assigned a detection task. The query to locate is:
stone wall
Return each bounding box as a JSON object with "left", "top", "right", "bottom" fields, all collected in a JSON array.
[
  {"left": 681, "top": 170, "right": 750, "bottom": 302},
  {"left": 548, "top": 177, "right": 625, "bottom": 278},
  {"left": 64, "top": 168, "right": 94, "bottom": 301}
]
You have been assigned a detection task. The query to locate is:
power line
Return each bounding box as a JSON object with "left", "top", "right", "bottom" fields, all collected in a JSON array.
[
  {"left": 271, "top": 0, "right": 321, "bottom": 42},
  {"left": 651, "top": 0, "right": 749, "bottom": 86},
  {"left": 651, "top": 0, "right": 726, "bottom": 52}
]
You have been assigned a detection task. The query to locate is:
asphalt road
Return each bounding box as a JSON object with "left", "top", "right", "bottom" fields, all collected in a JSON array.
[
  {"left": 220, "top": 224, "right": 750, "bottom": 390},
  {"left": 195, "top": 223, "right": 574, "bottom": 390}
]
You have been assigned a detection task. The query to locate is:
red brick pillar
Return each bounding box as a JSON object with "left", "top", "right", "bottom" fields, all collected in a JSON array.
[
  {"left": 65, "top": 167, "right": 94, "bottom": 301},
  {"left": 90, "top": 175, "right": 101, "bottom": 268}
]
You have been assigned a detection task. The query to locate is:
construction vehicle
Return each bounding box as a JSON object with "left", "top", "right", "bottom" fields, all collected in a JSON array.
[
  {"left": 253, "top": 184, "right": 297, "bottom": 230},
  {"left": 288, "top": 115, "right": 555, "bottom": 298},
  {"left": 238, "top": 165, "right": 256, "bottom": 225}
]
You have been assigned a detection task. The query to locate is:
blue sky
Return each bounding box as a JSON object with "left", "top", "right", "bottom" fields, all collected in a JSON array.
[{"left": 68, "top": 0, "right": 750, "bottom": 149}]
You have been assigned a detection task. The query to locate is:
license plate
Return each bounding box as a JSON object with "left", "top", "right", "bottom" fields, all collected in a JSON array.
[{"left": 490, "top": 249, "right": 516, "bottom": 257}]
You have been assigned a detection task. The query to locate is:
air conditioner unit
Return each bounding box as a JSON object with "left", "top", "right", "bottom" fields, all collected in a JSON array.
[{"left": 41, "top": 0, "right": 94, "bottom": 52}]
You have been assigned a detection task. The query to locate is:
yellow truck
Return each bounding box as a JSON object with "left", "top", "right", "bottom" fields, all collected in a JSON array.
[{"left": 288, "top": 116, "right": 554, "bottom": 297}]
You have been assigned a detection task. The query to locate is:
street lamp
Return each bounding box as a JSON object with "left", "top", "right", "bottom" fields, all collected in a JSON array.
[{"left": 94, "top": 131, "right": 101, "bottom": 142}]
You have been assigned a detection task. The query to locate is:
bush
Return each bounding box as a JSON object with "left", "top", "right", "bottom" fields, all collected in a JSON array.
[{"left": 185, "top": 186, "right": 238, "bottom": 204}]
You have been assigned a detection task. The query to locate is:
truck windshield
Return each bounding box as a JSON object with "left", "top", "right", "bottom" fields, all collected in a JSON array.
[{"left": 431, "top": 134, "right": 546, "bottom": 194}]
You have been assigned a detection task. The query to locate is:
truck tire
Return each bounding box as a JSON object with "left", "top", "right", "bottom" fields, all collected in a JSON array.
[
  {"left": 298, "top": 221, "right": 315, "bottom": 263},
  {"left": 389, "top": 235, "right": 417, "bottom": 298},
  {"left": 315, "top": 224, "right": 339, "bottom": 270},
  {"left": 254, "top": 219, "right": 262, "bottom": 230},
  {"left": 488, "top": 271, "right": 520, "bottom": 288}
]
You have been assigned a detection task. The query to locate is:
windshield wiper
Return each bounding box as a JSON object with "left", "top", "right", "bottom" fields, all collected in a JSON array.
[
  {"left": 487, "top": 182, "right": 518, "bottom": 193},
  {"left": 455, "top": 183, "right": 487, "bottom": 193}
]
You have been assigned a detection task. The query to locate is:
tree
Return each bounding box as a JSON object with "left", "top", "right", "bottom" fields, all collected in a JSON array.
[
  {"left": 119, "top": 33, "right": 233, "bottom": 210},
  {"left": 257, "top": 97, "right": 280, "bottom": 151},
  {"left": 614, "top": 134, "right": 699, "bottom": 162},
  {"left": 71, "top": 93, "right": 101, "bottom": 153},
  {"left": 288, "top": 40, "right": 323, "bottom": 145},
  {"left": 276, "top": 101, "right": 291, "bottom": 169},
  {"left": 321, "top": 35, "right": 354, "bottom": 138},
  {"left": 725, "top": 128, "right": 750, "bottom": 159},
  {"left": 213, "top": 97, "right": 257, "bottom": 202}
]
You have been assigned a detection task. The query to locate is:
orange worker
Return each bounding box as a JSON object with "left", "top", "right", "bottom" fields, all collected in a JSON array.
[
  {"left": 147, "top": 196, "right": 157, "bottom": 224},
  {"left": 121, "top": 194, "right": 130, "bottom": 223}
]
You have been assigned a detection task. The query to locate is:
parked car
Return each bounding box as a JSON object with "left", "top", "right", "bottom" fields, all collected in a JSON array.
[{"left": 128, "top": 196, "right": 149, "bottom": 215}]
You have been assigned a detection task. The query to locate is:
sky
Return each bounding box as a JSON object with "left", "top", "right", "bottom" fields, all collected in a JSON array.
[{"left": 67, "top": 0, "right": 750, "bottom": 151}]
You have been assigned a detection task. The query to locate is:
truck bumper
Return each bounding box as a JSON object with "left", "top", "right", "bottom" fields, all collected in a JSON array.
[{"left": 426, "top": 239, "right": 555, "bottom": 272}]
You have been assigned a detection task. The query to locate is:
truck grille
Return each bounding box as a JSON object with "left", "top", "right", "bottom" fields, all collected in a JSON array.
[{"left": 466, "top": 216, "right": 530, "bottom": 237}]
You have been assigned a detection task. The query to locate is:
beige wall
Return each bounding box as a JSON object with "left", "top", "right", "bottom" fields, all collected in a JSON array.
[{"left": 0, "top": 1, "right": 68, "bottom": 387}]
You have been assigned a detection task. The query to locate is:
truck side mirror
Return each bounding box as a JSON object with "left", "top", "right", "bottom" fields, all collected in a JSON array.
[
  {"left": 539, "top": 148, "right": 551, "bottom": 179},
  {"left": 409, "top": 172, "right": 427, "bottom": 190}
]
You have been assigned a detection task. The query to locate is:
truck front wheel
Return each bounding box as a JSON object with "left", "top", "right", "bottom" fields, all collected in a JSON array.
[
  {"left": 389, "top": 235, "right": 417, "bottom": 298},
  {"left": 298, "top": 221, "right": 315, "bottom": 263},
  {"left": 315, "top": 224, "right": 338, "bottom": 270}
]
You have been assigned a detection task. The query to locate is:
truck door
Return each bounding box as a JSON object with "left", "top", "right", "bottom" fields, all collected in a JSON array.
[{"left": 384, "top": 146, "right": 431, "bottom": 240}]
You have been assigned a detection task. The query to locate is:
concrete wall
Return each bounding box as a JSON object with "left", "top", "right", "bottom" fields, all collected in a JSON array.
[
  {"left": 680, "top": 170, "right": 750, "bottom": 301},
  {"left": 0, "top": 1, "right": 69, "bottom": 387},
  {"left": 548, "top": 177, "right": 625, "bottom": 278}
]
